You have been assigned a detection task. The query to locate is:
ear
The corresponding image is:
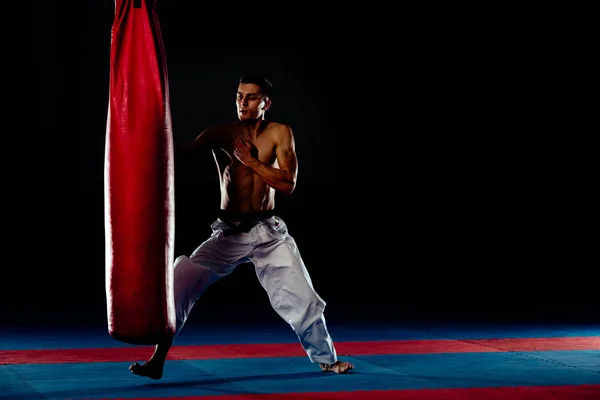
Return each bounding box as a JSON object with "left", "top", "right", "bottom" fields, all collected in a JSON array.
[{"left": 262, "top": 98, "right": 272, "bottom": 111}]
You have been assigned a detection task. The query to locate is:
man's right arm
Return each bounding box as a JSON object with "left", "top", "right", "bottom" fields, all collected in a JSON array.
[{"left": 175, "top": 126, "right": 218, "bottom": 160}]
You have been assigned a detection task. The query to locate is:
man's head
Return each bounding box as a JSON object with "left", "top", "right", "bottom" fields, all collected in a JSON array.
[{"left": 236, "top": 75, "right": 272, "bottom": 121}]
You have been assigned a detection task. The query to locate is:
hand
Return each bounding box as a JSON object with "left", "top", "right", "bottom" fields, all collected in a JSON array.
[{"left": 233, "top": 137, "right": 258, "bottom": 166}]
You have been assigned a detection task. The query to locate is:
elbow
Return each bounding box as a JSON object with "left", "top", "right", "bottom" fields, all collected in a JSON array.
[
  {"left": 274, "top": 170, "right": 296, "bottom": 195},
  {"left": 281, "top": 178, "right": 296, "bottom": 196}
]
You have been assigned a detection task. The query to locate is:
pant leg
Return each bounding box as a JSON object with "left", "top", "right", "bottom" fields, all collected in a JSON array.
[
  {"left": 250, "top": 217, "right": 337, "bottom": 365},
  {"left": 173, "top": 219, "right": 253, "bottom": 336}
]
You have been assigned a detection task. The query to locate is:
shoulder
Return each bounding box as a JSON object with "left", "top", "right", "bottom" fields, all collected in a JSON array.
[
  {"left": 266, "top": 121, "right": 292, "bottom": 132},
  {"left": 266, "top": 122, "right": 294, "bottom": 143}
]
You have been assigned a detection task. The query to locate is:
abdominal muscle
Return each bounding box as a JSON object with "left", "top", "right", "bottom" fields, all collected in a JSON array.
[{"left": 216, "top": 155, "right": 275, "bottom": 214}]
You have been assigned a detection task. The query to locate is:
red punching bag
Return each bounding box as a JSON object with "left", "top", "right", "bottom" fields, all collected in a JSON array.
[{"left": 104, "top": 0, "right": 176, "bottom": 345}]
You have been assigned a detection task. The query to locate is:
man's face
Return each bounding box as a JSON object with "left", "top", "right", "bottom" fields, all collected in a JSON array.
[{"left": 236, "top": 83, "right": 270, "bottom": 121}]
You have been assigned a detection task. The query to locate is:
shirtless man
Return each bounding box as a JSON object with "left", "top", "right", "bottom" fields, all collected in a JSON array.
[{"left": 129, "top": 74, "right": 354, "bottom": 379}]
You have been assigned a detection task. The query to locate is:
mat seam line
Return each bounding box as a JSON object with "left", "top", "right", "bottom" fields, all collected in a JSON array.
[
  {"left": 3, "top": 364, "right": 49, "bottom": 400},
  {"left": 409, "top": 328, "right": 600, "bottom": 376},
  {"left": 344, "top": 354, "right": 456, "bottom": 390},
  {"left": 176, "top": 358, "right": 271, "bottom": 399},
  {"left": 458, "top": 339, "right": 600, "bottom": 376}
]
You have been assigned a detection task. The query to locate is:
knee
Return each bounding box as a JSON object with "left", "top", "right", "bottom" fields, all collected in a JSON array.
[
  {"left": 174, "top": 256, "right": 207, "bottom": 281},
  {"left": 174, "top": 256, "right": 195, "bottom": 275},
  {"left": 174, "top": 255, "right": 188, "bottom": 267}
]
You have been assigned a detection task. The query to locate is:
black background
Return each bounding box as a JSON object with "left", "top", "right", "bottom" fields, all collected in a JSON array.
[{"left": 19, "top": 0, "right": 596, "bottom": 329}]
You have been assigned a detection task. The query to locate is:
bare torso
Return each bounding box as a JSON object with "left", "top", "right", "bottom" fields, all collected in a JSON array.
[{"left": 210, "top": 120, "right": 282, "bottom": 214}]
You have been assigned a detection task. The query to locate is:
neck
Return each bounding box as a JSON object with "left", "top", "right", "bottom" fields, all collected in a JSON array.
[{"left": 240, "top": 118, "right": 266, "bottom": 134}]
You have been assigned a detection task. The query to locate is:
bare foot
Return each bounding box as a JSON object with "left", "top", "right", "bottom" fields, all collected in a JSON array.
[
  {"left": 320, "top": 360, "right": 354, "bottom": 374},
  {"left": 129, "top": 359, "right": 165, "bottom": 380},
  {"left": 130, "top": 339, "right": 172, "bottom": 380}
]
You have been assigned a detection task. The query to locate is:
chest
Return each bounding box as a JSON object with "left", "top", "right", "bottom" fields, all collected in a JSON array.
[{"left": 217, "top": 134, "right": 277, "bottom": 166}]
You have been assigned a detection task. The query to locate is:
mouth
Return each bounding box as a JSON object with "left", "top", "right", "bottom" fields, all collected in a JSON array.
[{"left": 240, "top": 110, "right": 248, "bottom": 115}]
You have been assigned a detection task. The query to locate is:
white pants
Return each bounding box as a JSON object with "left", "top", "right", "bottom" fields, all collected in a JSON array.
[{"left": 173, "top": 215, "right": 337, "bottom": 365}]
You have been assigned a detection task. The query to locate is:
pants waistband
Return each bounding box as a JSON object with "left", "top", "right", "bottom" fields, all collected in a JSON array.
[{"left": 218, "top": 209, "right": 274, "bottom": 236}]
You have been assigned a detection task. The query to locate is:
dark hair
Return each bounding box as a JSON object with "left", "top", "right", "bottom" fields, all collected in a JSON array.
[{"left": 239, "top": 75, "right": 273, "bottom": 99}]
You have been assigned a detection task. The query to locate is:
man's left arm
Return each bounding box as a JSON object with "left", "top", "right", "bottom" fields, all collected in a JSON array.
[{"left": 234, "top": 125, "right": 297, "bottom": 195}]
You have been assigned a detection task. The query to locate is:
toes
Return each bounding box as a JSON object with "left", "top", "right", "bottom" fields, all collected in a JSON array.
[
  {"left": 130, "top": 362, "right": 148, "bottom": 376},
  {"left": 338, "top": 362, "right": 354, "bottom": 374},
  {"left": 321, "top": 361, "right": 354, "bottom": 374}
]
